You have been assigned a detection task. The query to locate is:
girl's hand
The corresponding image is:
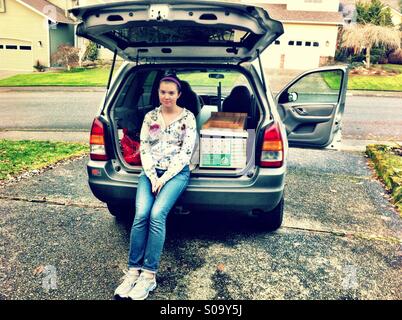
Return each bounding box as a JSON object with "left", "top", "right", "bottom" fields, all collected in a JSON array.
[{"left": 152, "top": 180, "right": 165, "bottom": 195}]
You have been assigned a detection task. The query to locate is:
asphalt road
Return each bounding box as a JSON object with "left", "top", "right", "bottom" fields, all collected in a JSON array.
[
  {"left": 0, "top": 90, "right": 401, "bottom": 141},
  {"left": 0, "top": 148, "right": 401, "bottom": 300}
]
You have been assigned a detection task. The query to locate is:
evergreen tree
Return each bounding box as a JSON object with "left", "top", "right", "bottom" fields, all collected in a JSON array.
[{"left": 356, "top": 0, "right": 394, "bottom": 26}]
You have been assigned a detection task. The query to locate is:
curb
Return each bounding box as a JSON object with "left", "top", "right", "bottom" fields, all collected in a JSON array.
[{"left": 346, "top": 90, "right": 402, "bottom": 98}]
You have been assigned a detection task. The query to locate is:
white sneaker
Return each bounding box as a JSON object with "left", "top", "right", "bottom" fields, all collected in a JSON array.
[
  {"left": 114, "top": 268, "right": 140, "bottom": 299},
  {"left": 127, "top": 273, "right": 157, "bottom": 300}
]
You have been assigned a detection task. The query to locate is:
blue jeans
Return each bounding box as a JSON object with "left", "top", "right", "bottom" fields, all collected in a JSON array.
[{"left": 128, "top": 165, "right": 190, "bottom": 273}]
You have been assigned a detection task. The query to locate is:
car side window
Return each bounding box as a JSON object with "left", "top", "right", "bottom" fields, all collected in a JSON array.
[
  {"left": 138, "top": 71, "right": 158, "bottom": 109},
  {"left": 279, "top": 70, "right": 343, "bottom": 104}
]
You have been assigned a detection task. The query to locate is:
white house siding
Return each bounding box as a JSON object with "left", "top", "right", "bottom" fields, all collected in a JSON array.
[
  {"left": 286, "top": 0, "right": 340, "bottom": 12},
  {"left": 0, "top": 39, "right": 33, "bottom": 70},
  {"left": 261, "top": 23, "right": 339, "bottom": 70},
  {"left": 0, "top": 0, "right": 49, "bottom": 71}
]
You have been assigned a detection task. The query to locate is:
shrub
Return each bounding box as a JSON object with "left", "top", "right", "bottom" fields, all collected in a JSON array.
[
  {"left": 83, "top": 41, "right": 98, "bottom": 62},
  {"left": 51, "top": 44, "right": 80, "bottom": 70},
  {"left": 349, "top": 61, "right": 365, "bottom": 69},
  {"left": 388, "top": 49, "right": 402, "bottom": 64},
  {"left": 366, "top": 144, "right": 402, "bottom": 213},
  {"left": 82, "top": 60, "right": 97, "bottom": 68},
  {"left": 33, "top": 60, "right": 46, "bottom": 72}
]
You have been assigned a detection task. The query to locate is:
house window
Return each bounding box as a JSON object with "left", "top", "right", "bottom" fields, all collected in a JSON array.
[
  {"left": 0, "top": 0, "right": 6, "bottom": 13},
  {"left": 313, "top": 42, "right": 320, "bottom": 47},
  {"left": 296, "top": 41, "right": 302, "bottom": 46},
  {"left": 20, "top": 45, "right": 32, "bottom": 50},
  {"left": 0, "top": 45, "right": 3, "bottom": 49},
  {"left": 6, "top": 45, "right": 18, "bottom": 50},
  {"left": 274, "top": 40, "right": 280, "bottom": 45},
  {"left": 305, "top": 41, "right": 311, "bottom": 46},
  {"left": 288, "top": 41, "right": 295, "bottom": 46}
]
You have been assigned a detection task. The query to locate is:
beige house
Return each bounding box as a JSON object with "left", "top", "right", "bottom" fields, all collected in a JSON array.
[
  {"left": 78, "top": 0, "right": 345, "bottom": 69},
  {"left": 1, "top": 0, "right": 346, "bottom": 71},
  {"left": 0, "top": 0, "right": 76, "bottom": 71},
  {"left": 251, "top": 0, "right": 344, "bottom": 70},
  {"left": 385, "top": 4, "right": 402, "bottom": 28}
]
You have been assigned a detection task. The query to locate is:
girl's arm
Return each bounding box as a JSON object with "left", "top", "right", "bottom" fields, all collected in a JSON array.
[{"left": 139, "top": 113, "right": 158, "bottom": 185}]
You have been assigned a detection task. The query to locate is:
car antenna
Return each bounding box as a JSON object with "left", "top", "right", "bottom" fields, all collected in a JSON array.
[
  {"left": 256, "top": 49, "right": 267, "bottom": 92},
  {"left": 102, "top": 48, "right": 118, "bottom": 114}
]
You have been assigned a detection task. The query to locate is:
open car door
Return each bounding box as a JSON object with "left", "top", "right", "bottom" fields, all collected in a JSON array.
[{"left": 276, "top": 66, "right": 349, "bottom": 148}]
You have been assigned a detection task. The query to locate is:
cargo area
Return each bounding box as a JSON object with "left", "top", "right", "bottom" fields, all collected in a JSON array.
[{"left": 110, "top": 66, "right": 263, "bottom": 177}]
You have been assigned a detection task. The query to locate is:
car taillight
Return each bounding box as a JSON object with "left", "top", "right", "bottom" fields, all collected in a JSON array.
[
  {"left": 90, "top": 117, "right": 108, "bottom": 161},
  {"left": 260, "top": 122, "right": 283, "bottom": 168}
]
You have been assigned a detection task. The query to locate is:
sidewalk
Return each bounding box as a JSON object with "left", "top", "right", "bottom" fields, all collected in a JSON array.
[{"left": 0, "top": 70, "right": 27, "bottom": 81}]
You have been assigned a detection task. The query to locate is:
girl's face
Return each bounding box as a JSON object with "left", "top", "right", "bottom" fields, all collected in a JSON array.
[{"left": 158, "top": 81, "right": 181, "bottom": 108}]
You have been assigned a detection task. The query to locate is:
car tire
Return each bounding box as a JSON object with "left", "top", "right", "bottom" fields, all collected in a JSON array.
[
  {"left": 106, "top": 202, "right": 134, "bottom": 220},
  {"left": 257, "top": 195, "right": 284, "bottom": 231}
]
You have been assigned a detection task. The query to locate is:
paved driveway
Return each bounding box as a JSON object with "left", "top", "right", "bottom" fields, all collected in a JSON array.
[
  {"left": 0, "top": 70, "right": 27, "bottom": 80},
  {"left": 0, "top": 148, "right": 401, "bottom": 300}
]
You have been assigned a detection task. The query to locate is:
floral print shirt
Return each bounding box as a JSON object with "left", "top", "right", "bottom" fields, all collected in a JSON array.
[{"left": 140, "top": 105, "right": 197, "bottom": 185}]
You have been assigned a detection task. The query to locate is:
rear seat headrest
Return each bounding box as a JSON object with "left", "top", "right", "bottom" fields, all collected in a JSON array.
[
  {"left": 177, "top": 80, "right": 201, "bottom": 117},
  {"left": 222, "top": 85, "right": 251, "bottom": 114}
]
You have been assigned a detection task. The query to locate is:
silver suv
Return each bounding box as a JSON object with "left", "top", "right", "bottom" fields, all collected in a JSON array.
[{"left": 71, "top": 0, "right": 348, "bottom": 230}]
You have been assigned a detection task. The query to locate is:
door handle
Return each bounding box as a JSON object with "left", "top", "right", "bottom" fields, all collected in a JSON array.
[{"left": 294, "top": 107, "right": 308, "bottom": 115}]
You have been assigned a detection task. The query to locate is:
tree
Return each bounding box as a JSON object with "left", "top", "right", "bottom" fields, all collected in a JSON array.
[
  {"left": 51, "top": 44, "right": 80, "bottom": 71},
  {"left": 400, "top": 0, "right": 402, "bottom": 31},
  {"left": 356, "top": 0, "right": 394, "bottom": 26},
  {"left": 83, "top": 41, "right": 99, "bottom": 62},
  {"left": 341, "top": 24, "right": 400, "bottom": 68}
]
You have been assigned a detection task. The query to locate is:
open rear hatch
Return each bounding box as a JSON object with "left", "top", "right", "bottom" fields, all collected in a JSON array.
[{"left": 70, "top": 0, "right": 283, "bottom": 63}]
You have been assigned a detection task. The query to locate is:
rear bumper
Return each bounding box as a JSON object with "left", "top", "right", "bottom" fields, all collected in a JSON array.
[{"left": 88, "top": 160, "right": 286, "bottom": 213}]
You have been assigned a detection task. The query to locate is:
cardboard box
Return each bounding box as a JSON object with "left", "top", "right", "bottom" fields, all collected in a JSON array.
[
  {"left": 202, "top": 112, "right": 247, "bottom": 131},
  {"left": 200, "top": 128, "right": 248, "bottom": 168}
]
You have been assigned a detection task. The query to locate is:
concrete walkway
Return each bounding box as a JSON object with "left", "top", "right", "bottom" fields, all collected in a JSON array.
[{"left": 0, "top": 70, "right": 28, "bottom": 80}]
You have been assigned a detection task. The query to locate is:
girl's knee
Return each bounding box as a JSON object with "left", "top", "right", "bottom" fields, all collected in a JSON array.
[
  {"left": 149, "top": 205, "right": 169, "bottom": 223},
  {"left": 133, "top": 206, "right": 150, "bottom": 222}
]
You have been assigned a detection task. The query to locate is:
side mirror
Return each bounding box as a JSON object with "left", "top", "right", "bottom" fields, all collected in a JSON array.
[{"left": 288, "top": 92, "right": 298, "bottom": 102}]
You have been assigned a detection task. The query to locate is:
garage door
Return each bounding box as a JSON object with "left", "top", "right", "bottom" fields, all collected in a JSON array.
[
  {"left": 0, "top": 39, "right": 33, "bottom": 71},
  {"left": 284, "top": 42, "right": 321, "bottom": 70}
]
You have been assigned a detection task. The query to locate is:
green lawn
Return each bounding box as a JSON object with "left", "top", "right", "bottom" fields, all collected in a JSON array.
[
  {"left": 347, "top": 74, "right": 402, "bottom": 91},
  {"left": 0, "top": 140, "right": 88, "bottom": 180},
  {"left": 322, "top": 72, "right": 342, "bottom": 90},
  {"left": 0, "top": 68, "right": 242, "bottom": 88},
  {"left": 0, "top": 64, "right": 401, "bottom": 91},
  {"left": 376, "top": 64, "right": 402, "bottom": 74},
  {"left": 323, "top": 64, "right": 402, "bottom": 91},
  {"left": 0, "top": 67, "right": 110, "bottom": 87}
]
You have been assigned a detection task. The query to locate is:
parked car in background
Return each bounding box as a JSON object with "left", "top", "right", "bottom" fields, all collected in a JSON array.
[{"left": 71, "top": 0, "right": 348, "bottom": 230}]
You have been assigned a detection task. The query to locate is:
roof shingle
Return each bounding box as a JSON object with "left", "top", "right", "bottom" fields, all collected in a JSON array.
[
  {"left": 19, "top": 0, "right": 75, "bottom": 24},
  {"left": 261, "top": 4, "right": 344, "bottom": 25}
]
